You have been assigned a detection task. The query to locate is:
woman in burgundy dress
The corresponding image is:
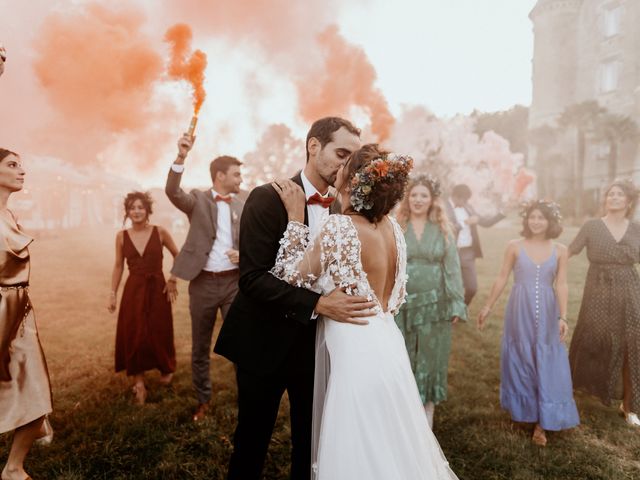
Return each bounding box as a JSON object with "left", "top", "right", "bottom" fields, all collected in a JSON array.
[{"left": 108, "top": 191, "right": 179, "bottom": 404}]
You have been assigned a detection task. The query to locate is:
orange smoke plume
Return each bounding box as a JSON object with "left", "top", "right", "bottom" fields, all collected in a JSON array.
[
  {"left": 164, "top": 24, "right": 207, "bottom": 114},
  {"left": 30, "top": 3, "right": 167, "bottom": 168},
  {"left": 296, "top": 26, "right": 394, "bottom": 141},
  {"left": 33, "top": 4, "right": 163, "bottom": 133}
]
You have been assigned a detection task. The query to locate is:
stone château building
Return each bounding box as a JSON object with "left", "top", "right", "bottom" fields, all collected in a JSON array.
[{"left": 528, "top": 0, "right": 640, "bottom": 213}]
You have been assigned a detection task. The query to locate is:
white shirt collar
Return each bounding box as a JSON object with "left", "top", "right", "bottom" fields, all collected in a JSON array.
[{"left": 300, "top": 170, "right": 330, "bottom": 201}]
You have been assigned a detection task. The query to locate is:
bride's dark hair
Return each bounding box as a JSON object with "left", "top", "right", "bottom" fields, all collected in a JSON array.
[{"left": 342, "top": 144, "right": 412, "bottom": 224}]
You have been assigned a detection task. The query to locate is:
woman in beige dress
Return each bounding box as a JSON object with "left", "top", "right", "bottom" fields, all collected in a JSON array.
[{"left": 0, "top": 148, "right": 52, "bottom": 480}]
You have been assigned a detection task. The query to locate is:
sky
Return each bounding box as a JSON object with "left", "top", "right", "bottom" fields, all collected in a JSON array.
[
  {"left": 0, "top": 0, "right": 539, "bottom": 187},
  {"left": 339, "top": 0, "right": 538, "bottom": 116}
]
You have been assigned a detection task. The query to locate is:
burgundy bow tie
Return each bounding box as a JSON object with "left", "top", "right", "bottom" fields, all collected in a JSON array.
[
  {"left": 215, "top": 194, "right": 232, "bottom": 203},
  {"left": 307, "top": 192, "right": 335, "bottom": 209}
]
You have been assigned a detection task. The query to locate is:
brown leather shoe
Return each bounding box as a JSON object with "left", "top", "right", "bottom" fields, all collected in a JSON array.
[{"left": 192, "top": 403, "right": 210, "bottom": 422}]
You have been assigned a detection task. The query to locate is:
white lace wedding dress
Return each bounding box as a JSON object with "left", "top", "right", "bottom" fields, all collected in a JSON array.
[{"left": 271, "top": 214, "right": 458, "bottom": 480}]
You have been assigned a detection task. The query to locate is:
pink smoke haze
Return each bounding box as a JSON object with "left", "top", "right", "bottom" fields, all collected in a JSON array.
[{"left": 387, "top": 106, "right": 527, "bottom": 211}]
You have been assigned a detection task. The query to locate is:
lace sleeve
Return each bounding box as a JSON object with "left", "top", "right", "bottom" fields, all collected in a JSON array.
[
  {"left": 442, "top": 232, "right": 468, "bottom": 321},
  {"left": 270, "top": 215, "right": 373, "bottom": 299},
  {"left": 270, "top": 221, "right": 322, "bottom": 289},
  {"left": 388, "top": 216, "right": 408, "bottom": 316}
]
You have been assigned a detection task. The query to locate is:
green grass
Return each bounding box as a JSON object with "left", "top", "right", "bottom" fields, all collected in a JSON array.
[{"left": 1, "top": 222, "right": 640, "bottom": 479}]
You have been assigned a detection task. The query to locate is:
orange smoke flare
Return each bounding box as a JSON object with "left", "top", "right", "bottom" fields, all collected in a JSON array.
[{"left": 164, "top": 24, "right": 207, "bottom": 114}]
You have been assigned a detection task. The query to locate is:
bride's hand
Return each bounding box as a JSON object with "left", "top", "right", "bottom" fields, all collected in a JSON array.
[{"left": 273, "top": 179, "right": 305, "bottom": 223}]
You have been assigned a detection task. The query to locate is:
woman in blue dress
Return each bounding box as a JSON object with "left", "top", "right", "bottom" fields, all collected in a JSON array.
[{"left": 477, "top": 200, "right": 579, "bottom": 446}]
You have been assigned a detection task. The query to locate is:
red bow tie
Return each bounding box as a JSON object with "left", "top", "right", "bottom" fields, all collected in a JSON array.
[
  {"left": 215, "top": 194, "right": 232, "bottom": 203},
  {"left": 307, "top": 192, "right": 335, "bottom": 209}
]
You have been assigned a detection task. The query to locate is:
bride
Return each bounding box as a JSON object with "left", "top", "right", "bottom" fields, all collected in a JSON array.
[{"left": 270, "top": 144, "right": 458, "bottom": 480}]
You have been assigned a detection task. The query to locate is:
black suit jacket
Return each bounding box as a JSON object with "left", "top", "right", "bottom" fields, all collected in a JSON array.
[
  {"left": 446, "top": 200, "right": 505, "bottom": 259},
  {"left": 214, "top": 173, "right": 322, "bottom": 376}
]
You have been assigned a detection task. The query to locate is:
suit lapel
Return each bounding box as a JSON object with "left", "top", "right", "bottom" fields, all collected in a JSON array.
[
  {"left": 206, "top": 190, "right": 218, "bottom": 235},
  {"left": 291, "top": 172, "right": 309, "bottom": 226},
  {"left": 230, "top": 197, "right": 242, "bottom": 247}
]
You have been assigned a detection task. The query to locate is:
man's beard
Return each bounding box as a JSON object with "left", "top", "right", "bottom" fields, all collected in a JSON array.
[{"left": 321, "top": 172, "right": 337, "bottom": 188}]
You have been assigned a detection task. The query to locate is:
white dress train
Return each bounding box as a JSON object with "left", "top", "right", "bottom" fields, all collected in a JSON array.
[{"left": 271, "top": 214, "right": 458, "bottom": 480}]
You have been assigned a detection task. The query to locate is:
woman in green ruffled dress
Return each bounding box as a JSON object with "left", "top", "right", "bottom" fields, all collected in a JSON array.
[{"left": 396, "top": 174, "right": 467, "bottom": 428}]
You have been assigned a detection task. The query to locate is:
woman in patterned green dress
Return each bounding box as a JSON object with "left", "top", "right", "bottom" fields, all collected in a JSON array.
[{"left": 396, "top": 175, "right": 467, "bottom": 427}]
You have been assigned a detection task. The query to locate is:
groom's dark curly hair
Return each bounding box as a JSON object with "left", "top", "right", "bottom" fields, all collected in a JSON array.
[{"left": 343, "top": 144, "right": 410, "bottom": 224}]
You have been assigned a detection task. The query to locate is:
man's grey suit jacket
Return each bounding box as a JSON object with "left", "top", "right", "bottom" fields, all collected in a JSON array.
[{"left": 165, "top": 169, "right": 243, "bottom": 281}]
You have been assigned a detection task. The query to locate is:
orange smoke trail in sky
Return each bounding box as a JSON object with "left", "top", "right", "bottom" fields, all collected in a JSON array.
[
  {"left": 164, "top": 24, "right": 207, "bottom": 114},
  {"left": 296, "top": 25, "right": 395, "bottom": 141}
]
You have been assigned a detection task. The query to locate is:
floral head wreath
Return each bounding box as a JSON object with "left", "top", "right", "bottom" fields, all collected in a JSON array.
[
  {"left": 412, "top": 173, "right": 441, "bottom": 198},
  {"left": 350, "top": 153, "right": 414, "bottom": 212},
  {"left": 519, "top": 199, "right": 563, "bottom": 223}
]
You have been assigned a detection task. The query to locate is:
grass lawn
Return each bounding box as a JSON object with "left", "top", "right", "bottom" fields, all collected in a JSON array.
[{"left": 1, "top": 221, "right": 639, "bottom": 479}]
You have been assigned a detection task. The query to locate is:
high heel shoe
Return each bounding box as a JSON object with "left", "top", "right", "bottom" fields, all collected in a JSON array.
[{"left": 619, "top": 403, "right": 640, "bottom": 426}]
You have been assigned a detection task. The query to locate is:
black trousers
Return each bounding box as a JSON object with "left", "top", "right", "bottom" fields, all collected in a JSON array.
[{"left": 227, "top": 349, "right": 314, "bottom": 480}]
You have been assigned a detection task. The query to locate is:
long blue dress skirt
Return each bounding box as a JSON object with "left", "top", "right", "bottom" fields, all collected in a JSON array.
[{"left": 500, "top": 248, "right": 580, "bottom": 431}]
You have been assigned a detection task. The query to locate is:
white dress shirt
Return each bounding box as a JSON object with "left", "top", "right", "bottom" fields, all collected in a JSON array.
[
  {"left": 453, "top": 204, "right": 473, "bottom": 249},
  {"left": 300, "top": 171, "right": 332, "bottom": 320},
  {"left": 204, "top": 189, "right": 237, "bottom": 272},
  {"left": 300, "top": 171, "right": 331, "bottom": 241}
]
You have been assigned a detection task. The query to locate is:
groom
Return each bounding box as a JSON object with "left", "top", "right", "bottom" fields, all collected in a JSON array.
[{"left": 214, "top": 117, "right": 376, "bottom": 480}]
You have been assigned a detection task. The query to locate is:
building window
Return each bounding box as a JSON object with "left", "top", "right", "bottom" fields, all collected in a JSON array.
[
  {"left": 597, "top": 143, "right": 611, "bottom": 160},
  {"left": 603, "top": 5, "right": 622, "bottom": 37},
  {"left": 599, "top": 60, "right": 620, "bottom": 93}
]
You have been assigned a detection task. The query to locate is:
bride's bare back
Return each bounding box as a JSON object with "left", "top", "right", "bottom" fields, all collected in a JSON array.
[{"left": 349, "top": 215, "right": 398, "bottom": 312}]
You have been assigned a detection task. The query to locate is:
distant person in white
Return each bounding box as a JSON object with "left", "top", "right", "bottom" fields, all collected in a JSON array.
[{"left": 449, "top": 184, "right": 505, "bottom": 305}]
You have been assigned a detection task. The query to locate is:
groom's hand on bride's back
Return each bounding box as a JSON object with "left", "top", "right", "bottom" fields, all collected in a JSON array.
[{"left": 315, "top": 288, "right": 376, "bottom": 325}]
